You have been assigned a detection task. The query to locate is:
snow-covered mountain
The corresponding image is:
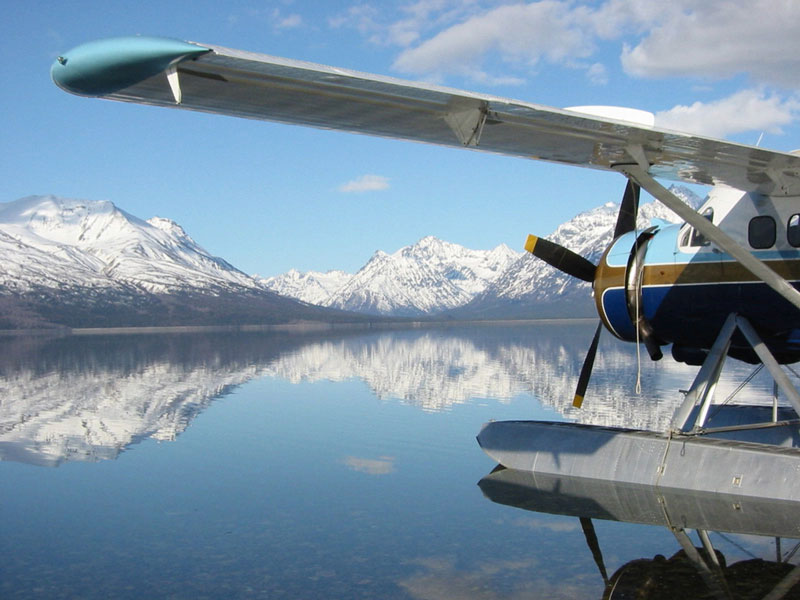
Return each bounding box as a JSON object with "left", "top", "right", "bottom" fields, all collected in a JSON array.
[
  {"left": 264, "top": 186, "right": 704, "bottom": 319},
  {"left": 260, "top": 269, "right": 353, "bottom": 306},
  {"left": 262, "top": 236, "right": 521, "bottom": 317},
  {"left": 0, "top": 195, "right": 258, "bottom": 294},
  {"left": 2, "top": 188, "right": 704, "bottom": 327},
  {"left": 325, "top": 237, "right": 521, "bottom": 316},
  {"left": 0, "top": 195, "right": 356, "bottom": 328},
  {"left": 453, "top": 185, "right": 705, "bottom": 318}
]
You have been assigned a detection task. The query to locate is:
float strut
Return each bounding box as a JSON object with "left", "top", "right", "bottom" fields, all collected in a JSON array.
[
  {"left": 736, "top": 316, "right": 800, "bottom": 417},
  {"left": 671, "top": 314, "right": 800, "bottom": 433},
  {"left": 671, "top": 314, "right": 736, "bottom": 433}
]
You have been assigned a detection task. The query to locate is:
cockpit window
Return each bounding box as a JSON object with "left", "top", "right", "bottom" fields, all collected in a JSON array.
[
  {"left": 788, "top": 214, "right": 800, "bottom": 247},
  {"left": 682, "top": 208, "right": 713, "bottom": 247},
  {"left": 748, "top": 216, "right": 776, "bottom": 249}
]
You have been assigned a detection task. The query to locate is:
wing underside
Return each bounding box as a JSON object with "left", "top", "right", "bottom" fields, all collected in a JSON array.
[{"left": 54, "top": 38, "right": 800, "bottom": 197}]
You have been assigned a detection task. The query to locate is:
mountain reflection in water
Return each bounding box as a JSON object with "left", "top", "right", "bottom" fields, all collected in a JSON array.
[
  {"left": 2, "top": 323, "right": 797, "bottom": 599},
  {"left": 0, "top": 323, "right": 782, "bottom": 466}
]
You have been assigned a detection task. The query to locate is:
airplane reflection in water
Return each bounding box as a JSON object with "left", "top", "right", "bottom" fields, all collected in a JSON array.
[
  {"left": 0, "top": 324, "right": 785, "bottom": 466},
  {"left": 480, "top": 467, "right": 800, "bottom": 599}
]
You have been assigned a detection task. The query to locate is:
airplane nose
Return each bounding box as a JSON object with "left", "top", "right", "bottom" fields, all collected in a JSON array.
[{"left": 51, "top": 36, "right": 209, "bottom": 97}]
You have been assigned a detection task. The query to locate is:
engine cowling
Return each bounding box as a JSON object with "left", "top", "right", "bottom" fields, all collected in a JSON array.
[{"left": 594, "top": 228, "right": 663, "bottom": 360}]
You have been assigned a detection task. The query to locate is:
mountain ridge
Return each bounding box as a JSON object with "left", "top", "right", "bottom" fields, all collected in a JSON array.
[
  {"left": 265, "top": 185, "right": 704, "bottom": 319},
  {"left": 0, "top": 188, "right": 704, "bottom": 328},
  {"left": 0, "top": 195, "right": 364, "bottom": 329},
  {"left": 263, "top": 234, "right": 522, "bottom": 317}
]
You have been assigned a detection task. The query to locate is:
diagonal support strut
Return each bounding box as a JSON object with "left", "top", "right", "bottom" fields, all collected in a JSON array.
[{"left": 671, "top": 314, "right": 800, "bottom": 433}]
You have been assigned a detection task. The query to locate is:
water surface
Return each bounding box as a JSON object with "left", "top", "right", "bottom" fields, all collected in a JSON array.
[{"left": 2, "top": 323, "right": 797, "bottom": 598}]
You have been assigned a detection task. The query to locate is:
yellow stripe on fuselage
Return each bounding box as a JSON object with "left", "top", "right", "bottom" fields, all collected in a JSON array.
[
  {"left": 595, "top": 258, "right": 800, "bottom": 291},
  {"left": 641, "top": 259, "right": 800, "bottom": 287}
]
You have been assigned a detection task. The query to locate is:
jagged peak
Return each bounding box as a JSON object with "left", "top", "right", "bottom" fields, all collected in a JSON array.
[
  {"left": 667, "top": 184, "right": 706, "bottom": 209},
  {"left": 413, "top": 234, "right": 462, "bottom": 248},
  {"left": 0, "top": 194, "right": 264, "bottom": 301},
  {"left": 148, "top": 216, "right": 188, "bottom": 237},
  {"left": 404, "top": 236, "right": 519, "bottom": 261},
  {"left": 403, "top": 235, "right": 456, "bottom": 255},
  {"left": 416, "top": 235, "right": 441, "bottom": 245}
]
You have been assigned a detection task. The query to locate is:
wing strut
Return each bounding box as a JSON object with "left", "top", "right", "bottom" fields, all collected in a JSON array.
[{"left": 615, "top": 162, "right": 800, "bottom": 313}]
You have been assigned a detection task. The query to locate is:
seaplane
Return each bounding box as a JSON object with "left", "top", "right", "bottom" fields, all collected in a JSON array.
[{"left": 51, "top": 36, "right": 800, "bottom": 500}]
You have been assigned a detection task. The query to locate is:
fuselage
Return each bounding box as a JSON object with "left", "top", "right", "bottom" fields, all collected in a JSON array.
[{"left": 594, "top": 187, "right": 800, "bottom": 364}]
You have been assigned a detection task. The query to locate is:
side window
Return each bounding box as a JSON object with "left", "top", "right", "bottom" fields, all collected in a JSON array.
[
  {"left": 749, "top": 216, "right": 776, "bottom": 249},
  {"left": 685, "top": 208, "right": 714, "bottom": 247},
  {"left": 789, "top": 214, "right": 800, "bottom": 247}
]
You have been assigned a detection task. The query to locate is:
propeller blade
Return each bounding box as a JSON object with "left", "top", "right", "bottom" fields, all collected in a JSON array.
[
  {"left": 525, "top": 234, "right": 596, "bottom": 282},
  {"left": 613, "top": 180, "right": 640, "bottom": 239},
  {"left": 573, "top": 321, "right": 602, "bottom": 408}
]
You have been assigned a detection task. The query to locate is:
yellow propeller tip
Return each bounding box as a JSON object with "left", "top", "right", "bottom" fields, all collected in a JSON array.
[
  {"left": 572, "top": 395, "right": 584, "bottom": 408},
  {"left": 524, "top": 234, "right": 538, "bottom": 254}
]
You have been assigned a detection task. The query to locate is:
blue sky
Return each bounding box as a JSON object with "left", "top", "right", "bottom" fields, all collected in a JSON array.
[{"left": 4, "top": 1, "right": 800, "bottom": 277}]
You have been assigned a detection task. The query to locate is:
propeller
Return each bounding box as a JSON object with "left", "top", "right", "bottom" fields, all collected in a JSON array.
[
  {"left": 524, "top": 235, "right": 596, "bottom": 283},
  {"left": 525, "top": 180, "right": 642, "bottom": 407}
]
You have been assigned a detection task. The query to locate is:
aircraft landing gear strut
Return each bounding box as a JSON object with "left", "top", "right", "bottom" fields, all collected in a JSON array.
[{"left": 671, "top": 313, "right": 800, "bottom": 435}]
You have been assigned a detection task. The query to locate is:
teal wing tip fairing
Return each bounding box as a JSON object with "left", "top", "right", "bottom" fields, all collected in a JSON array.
[{"left": 51, "top": 36, "right": 209, "bottom": 97}]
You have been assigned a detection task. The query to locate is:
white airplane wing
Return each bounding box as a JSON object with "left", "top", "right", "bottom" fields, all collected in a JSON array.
[{"left": 52, "top": 36, "right": 800, "bottom": 196}]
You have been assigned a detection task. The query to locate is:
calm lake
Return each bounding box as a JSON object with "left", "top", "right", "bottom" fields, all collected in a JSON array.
[{"left": 2, "top": 322, "right": 797, "bottom": 599}]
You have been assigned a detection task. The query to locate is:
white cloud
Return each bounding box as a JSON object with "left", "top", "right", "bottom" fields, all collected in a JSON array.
[
  {"left": 337, "top": 0, "right": 800, "bottom": 91},
  {"left": 586, "top": 62, "right": 608, "bottom": 85},
  {"left": 265, "top": 8, "right": 304, "bottom": 31},
  {"left": 331, "top": 1, "right": 481, "bottom": 47},
  {"left": 338, "top": 174, "right": 390, "bottom": 193},
  {"left": 331, "top": 1, "right": 800, "bottom": 136},
  {"left": 329, "top": 4, "right": 380, "bottom": 34},
  {"left": 514, "top": 516, "right": 580, "bottom": 533},
  {"left": 227, "top": 7, "right": 303, "bottom": 32},
  {"left": 276, "top": 14, "right": 303, "bottom": 30},
  {"left": 619, "top": 0, "right": 800, "bottom": 87},
  {"left": 386, "top": 0, "right": 483, "bottom": 46},
  {"left": 392, "top": 2, "right": 594, "bottom": 83},
  {"left": 342, "top": 455, "right": 395, "bottom": 475},
  {"left": 655, "top": 90, "right": 800, "bottom": 139}
]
